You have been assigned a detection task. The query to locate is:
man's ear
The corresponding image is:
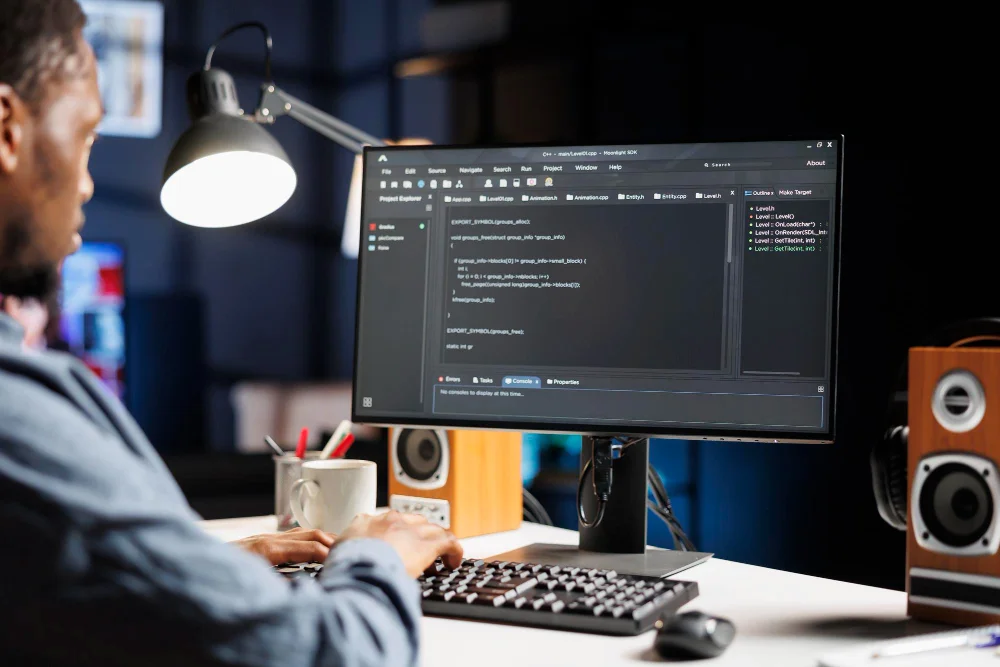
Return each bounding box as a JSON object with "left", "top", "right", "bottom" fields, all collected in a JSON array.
[{"left": 0, "top": 83, "right": 26, "bottom": 175}]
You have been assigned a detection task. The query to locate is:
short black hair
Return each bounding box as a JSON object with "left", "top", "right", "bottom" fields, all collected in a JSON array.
[{"left": 0, "top": 0, "right": 87, "bottom": 108}]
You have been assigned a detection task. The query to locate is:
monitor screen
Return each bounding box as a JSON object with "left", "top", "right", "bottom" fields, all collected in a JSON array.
[
  {"left": 58, "top": 241, "right": 127, "bottom": 400},
  {"left": 353, "top": 139, "right": 842, "bottom": 442}
]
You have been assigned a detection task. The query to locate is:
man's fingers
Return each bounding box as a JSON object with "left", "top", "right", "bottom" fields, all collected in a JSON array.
[
  {"left": 273, "top": 540, "right": 330, "bottom": 565},
  {"left": 396, "top": 512, "right": 429, "bottom": 525},
  {"left": 284, "top": 528, "right": 336, "bottom": 547},
  {"left": 436, "top": 533, "right": 464, "bottom": 569}
]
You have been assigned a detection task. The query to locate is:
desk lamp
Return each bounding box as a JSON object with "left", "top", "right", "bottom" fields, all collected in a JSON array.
[{"left": 160, "top": 21, "right": 385, "bottom": 231}]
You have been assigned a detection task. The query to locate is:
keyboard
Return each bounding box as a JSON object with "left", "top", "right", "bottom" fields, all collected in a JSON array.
[{"left": 275, "top": 557, "right": 699, "bottom": 636}]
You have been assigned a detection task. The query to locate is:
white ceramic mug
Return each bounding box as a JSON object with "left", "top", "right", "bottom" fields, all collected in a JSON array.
[{"left": 289, "top": 460, "right": 377, "bottom": 534}]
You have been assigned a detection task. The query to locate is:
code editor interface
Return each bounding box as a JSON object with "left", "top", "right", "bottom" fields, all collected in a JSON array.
[{"left": 354, "top": 140, "right": 840, "bottom": 437}]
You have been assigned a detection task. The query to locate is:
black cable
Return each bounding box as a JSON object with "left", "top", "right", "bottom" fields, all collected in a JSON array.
[
  {"left": 522, "top": 488, "right": 553, "bottom": 526},
  {"left": 577, "top": 436, "right": 648, "bottom": 529},
  {"left": 647, "top": 501, "right": 696, "bottom": 551},
  {"left": 646, "top": 465, "right": 697, "bottom": 552},
  {"left": 577, "top": 457, "right": 606, "bottom": 528},
  {"left": 205, "top": 21, "right": 274, "bottom": 82}
]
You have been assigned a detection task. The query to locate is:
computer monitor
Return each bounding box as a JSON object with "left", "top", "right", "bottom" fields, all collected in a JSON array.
[
  {"left": 352, "top": 138, "right": 843, "bottom": 572},
  {"left": 57, "top": 241, "right": 127, "bottom": 401}
]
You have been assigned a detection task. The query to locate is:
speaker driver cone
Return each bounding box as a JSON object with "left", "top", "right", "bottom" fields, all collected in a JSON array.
[
  {"left": 398, "top": 429, "right": 444, "bottom": 481},
  {"left": 919, "top": 462, "right": 994, "bottom": 547}
]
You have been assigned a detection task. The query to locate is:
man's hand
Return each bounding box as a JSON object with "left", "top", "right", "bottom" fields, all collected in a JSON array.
[
  {"left": 232, "top": 527, "right": 336, "bottom": 566},
  {"left": 338, "top": 511, "right": 463, "bottom": 578}
]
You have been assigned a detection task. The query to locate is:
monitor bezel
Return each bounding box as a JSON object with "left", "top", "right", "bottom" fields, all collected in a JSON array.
[{"left": 352, "top": 135, "right": 844, "bottom": 444}]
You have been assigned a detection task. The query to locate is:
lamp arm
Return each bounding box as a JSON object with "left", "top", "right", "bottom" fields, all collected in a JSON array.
[{"left": 257, "top": 85, "right": 386, "bottom": 154}]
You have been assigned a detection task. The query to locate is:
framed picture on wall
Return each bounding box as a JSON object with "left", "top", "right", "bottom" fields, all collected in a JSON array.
[{"left": 81, "top": 0, "right": 164, "bottom": 138}]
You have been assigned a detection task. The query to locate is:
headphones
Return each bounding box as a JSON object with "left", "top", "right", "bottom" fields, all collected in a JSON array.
[{"left": 871, "top": 317, "right": 1000, "bottom": 531}]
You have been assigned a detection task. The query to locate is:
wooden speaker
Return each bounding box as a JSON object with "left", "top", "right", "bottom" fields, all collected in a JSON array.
[
  {"left": 907, "top": 347, "right": 1000, "bottom": 625},
  {"left": 388, "top": 429, "right": 522, "bottom": 538}
]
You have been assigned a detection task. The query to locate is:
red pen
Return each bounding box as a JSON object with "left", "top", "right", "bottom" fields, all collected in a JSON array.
[
  {"left": 295, "top": 427, "right": 309, "bottom": 458},
  {"left": 330, "top": 433, "right": 355, "bottom": 459}
]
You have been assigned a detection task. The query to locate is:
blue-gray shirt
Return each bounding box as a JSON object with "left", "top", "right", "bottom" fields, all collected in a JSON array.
[{"left": 0, "top": 313, "right": 420, "bottom": 666}]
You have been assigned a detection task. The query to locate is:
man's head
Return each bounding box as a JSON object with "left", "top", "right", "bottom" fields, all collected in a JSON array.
[{"left": 0, "top": 0, "right": 101, "bottom": 301}]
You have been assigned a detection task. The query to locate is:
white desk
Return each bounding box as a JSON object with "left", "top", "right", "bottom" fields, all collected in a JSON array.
[{"left": 201, "top": 516, "right": 942, "bottom": 666}]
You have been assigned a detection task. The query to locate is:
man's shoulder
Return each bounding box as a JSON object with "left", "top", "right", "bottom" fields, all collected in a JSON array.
[{"left": 0, "top": 351, "right": 106, "bottom": 444}]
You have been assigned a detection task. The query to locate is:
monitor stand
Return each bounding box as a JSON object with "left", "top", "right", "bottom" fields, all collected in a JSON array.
[{"left": 487, "top": 437, "right": 713, "bottom": 578}]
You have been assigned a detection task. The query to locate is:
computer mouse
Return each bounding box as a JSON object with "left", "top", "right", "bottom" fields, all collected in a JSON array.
[{"left": 653, "top": 611, "right": 736, "bottom": 660}]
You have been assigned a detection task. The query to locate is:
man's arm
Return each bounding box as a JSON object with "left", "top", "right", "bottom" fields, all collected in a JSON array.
[{"left": 0, "top": 377, "right": 428, "bottom": 667}]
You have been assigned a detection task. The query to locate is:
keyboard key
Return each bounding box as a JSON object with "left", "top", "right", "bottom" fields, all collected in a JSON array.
[
  {"left": 541, "top": 592, "right": 557, "bottom": 604},
  {"left": 515, "top": 578, "right": 538, "bottom": 594},
  {"left": 562, "top": 582, "right": 576, "bottom": 593},
  {"left": 421, "top": 589, "right": 433, "bottom": 598},
  {"left": 592, "top": 577, "right": 606, "bottom": 587},
  {"left": 545, "top": 581, "right": 559, "bottom": 591},
  {"left": 472, "top": 593, "right": 505, "bottom": 607},
  {"left": 565, "top": 567, "right": 581, "bottom": 576},
  {"left": 624, "top": 586, "right": 636, "bottom": 596},
  {"left": 513, "top": 597, "right": 530, "bottom": 609},
  {"left": 611, "top": 606, "right": 627, "bottom": 618},
  {"left": 531, "top": 599, "right": 547, "bottom": 610},
  {"left": 653, "top": 581, "right": 666, "bottom": 592},
  {"left": 580, "top": 583, "right": 596, "bottom": 594},
  {"left": 581, "top": 596, "right": 598, "bottom": 607},
  {"left": 549, "top": 601, "right": 566, "bottom": 613},
  {"left": 536, "top": 573, "right": 550, "bottom": 583},
  {"left": 631, "top": 601, "right": 658, "bottom": 620},
  {"left": 605, "top": 570, "right": 618, "bottom": 580},
  {"left": 462, "top": 593, "right": 478, "bottom": 604}
]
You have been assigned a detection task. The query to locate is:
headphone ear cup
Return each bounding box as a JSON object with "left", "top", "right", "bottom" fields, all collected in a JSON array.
[{"left": 871, "top": 425, "right": 908, "bottom": 531}]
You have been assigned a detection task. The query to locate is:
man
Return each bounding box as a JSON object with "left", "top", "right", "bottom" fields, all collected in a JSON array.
[{"left": 0, "top": 3, "right": 462, "bottom": 665}]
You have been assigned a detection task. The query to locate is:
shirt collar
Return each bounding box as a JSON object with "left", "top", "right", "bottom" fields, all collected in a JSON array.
[{"left": 0, "top": 312, "right": 25, "bottom": 347}]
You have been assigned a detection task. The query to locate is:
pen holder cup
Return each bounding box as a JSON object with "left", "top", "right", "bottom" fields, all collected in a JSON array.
[{"left": 274, "top": 453, "right": 325, "bottom": 531}]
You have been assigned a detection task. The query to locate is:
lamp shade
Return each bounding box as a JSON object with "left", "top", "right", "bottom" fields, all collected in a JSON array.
[{"left": 160, "top": 113, "right": 297, "bottom": 228}]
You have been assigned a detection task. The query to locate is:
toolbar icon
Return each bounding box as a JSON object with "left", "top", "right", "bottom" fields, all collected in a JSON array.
[
  {"left": 417, "top": 180, "right": 425, "bottom": 188},
  {"left": 391, "top": 181, "right": 398, "bottom": 188},
  {"left": 403, "top": 180, "right": 412, "bottom": 189},
  {"left": 499, "top": 178, "right": 507, "bottom": 187},
  {"left": 380, "top": 181, "right": 386, "bottom": 189},
  {"left": 456, "top": 180, "right": 464, "bottom": 188},
  {"left": 442, "top": 179, "right": 452, "bottom": 188},
  {"left": 816, "top": 141, "right": 823, "bottom": 147},
  {"left": 545, "top": 177, "right": 553, "bottom": 186},
  {"left": 378, "top": 155, "right": 387, "bottom": 162},
  {"left": 430, "top": 179, "right": 437, "bottom": 188},
  {"left": 527, "top": 177, "right": 537, "bottom": 186},
  {"left": 485, "top": 179, "right": 494, "bottom": 187},
  {"left": 513, "top": 178, "right": 521, "bottom": 187}
]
